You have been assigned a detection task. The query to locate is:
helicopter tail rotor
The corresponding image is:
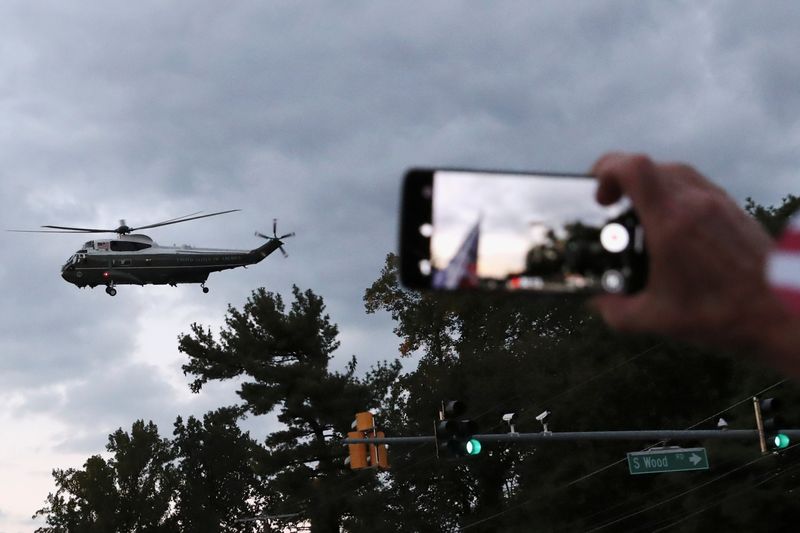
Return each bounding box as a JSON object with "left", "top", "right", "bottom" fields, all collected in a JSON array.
[{"left": 255, "top": 219, "right": 294, "bottom": 258}]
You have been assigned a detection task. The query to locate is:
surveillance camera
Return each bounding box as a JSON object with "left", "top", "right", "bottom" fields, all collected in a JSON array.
[
  {"left": 502, "top": 413, "right": 517, "bottom": 423},
  {"left": 535, "top": 410, "right": 551, "bottom": 423}
]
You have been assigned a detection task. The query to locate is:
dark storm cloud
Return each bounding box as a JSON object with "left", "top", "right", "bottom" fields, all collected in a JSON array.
[
  {"left": 2, "top": 0, "right": 799, "bottom": 386},
  {"left": 2, "top": 2, "right": 800, "bottom": 525},
  {"left": 0, "top": 248, "right": 143, "bottom": 388}
]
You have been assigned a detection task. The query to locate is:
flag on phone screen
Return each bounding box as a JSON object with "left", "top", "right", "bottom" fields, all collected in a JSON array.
[
  {"left": 432, "top": 220, "right": 480, "bottom": 289},
  {"left": 769, "top": 214, "right": 800, "bottom": 314}
]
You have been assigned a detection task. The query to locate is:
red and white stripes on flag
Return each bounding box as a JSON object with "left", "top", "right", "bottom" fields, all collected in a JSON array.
[
  {"left": 432, "top": 220, "right": 480, "bottom": 289},
  {"left": 769, "top": 214, "right": 800, "bottom": 314}
]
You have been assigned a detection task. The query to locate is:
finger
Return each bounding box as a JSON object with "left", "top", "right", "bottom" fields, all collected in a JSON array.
[
  {"left": 591, "top": 153, "right": 662, "bottom": 213},
  {"left": 590, "top": 151, "right": 629, "bottom": 175},
  {"left": 591, "top": 152, "right": 629, "bottom": 205}
]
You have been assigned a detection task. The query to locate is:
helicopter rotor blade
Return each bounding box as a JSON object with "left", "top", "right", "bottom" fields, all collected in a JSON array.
[
  {"left": 132, "top": 209, "right": 241, "bottom": 231},
  {"left": 279, "top": 246, "right": 288, "bottom": 258},
  {"left": 278, "top": 232, "right": 295, "bottom": 239},
  {"left": 144, "top": 211, "right": 204, "bottom": 226},
  {"left": 40, "top": 225, "right": 115, "bottom": 233},
  {"left": 7, "top": 229, "right": 101, "bottom": 234},
  {"left": 11, "top": 210, "right": 240, "bottom": 236},
  {"left": 36, "top": 212, "right": 207, "bottom": 234},
  {"left": 272, "top": 218, "right": 278, "bottom": 236}
]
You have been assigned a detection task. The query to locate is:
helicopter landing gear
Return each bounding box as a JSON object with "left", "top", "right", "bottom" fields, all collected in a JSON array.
[
  {"left": 105, "top": 285, "right": 117, "bottom": 296},
  {"left": 201, "top": 282, "right": 209, "bottom": 294}
]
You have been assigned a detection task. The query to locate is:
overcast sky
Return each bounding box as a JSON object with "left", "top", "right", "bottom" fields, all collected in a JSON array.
[
  {"left": 1, "top": 1, "right": 799, "bottom": 530},
  {"left": 431, "top": 171, "right": 628, "bottom": 277}
]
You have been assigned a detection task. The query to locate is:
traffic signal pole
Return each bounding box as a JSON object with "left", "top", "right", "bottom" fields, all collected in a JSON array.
[{"left": 343, "top": 428, "right": 800, "bottom": 446}]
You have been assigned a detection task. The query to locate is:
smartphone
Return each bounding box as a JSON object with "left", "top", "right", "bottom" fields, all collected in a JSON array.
[{"left": 399, "top": 168, "right": 647, "bottom": 294}]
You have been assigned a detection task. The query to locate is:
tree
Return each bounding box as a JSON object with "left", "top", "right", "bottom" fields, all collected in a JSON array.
[
  {"left": 746, "top": 194, "right": 800, "bottom": 236},
  {"left": 178, "top": 286, "right": 398, "bottom": 533},
  {"left": 172, "top": 407, "right": 263, "bottom": 532},
  {"left": 35, "top": 420, "right": 176, "bottom": 533},
  {"left": 359, "top": 192, "right": 800, "bottom": 531},
  {"left": 37, "top": 196, "right": 800, "bottom": 532}
]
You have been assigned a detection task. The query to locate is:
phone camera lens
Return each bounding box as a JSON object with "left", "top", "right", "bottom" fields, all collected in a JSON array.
[
  {"left": 419, "top": 260, "right": 432, "bottom": 276},
  {"left": 601, "top": 269, "right": 625, "bottom": 293}
]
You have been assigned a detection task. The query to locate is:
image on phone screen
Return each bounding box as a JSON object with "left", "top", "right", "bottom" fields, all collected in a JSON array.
[{"left": 401, "top": 169, "right": 646, "bottom": 294}]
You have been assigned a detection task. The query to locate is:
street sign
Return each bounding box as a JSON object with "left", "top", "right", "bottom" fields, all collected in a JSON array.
[{"left": 627, "top": 447, "right": 709, "bottom": 475}]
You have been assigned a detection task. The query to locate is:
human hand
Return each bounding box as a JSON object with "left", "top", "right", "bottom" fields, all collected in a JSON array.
[{"left": 590, "top": 153, "right": 798, "bottom": 366}]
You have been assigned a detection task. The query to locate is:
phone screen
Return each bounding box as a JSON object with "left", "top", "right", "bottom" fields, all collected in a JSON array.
[{"left": 399, "top": 169, "right": 647, "bottom": 294}]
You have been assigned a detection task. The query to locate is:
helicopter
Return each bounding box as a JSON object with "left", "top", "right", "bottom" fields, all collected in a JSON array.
[{"left": 11, "top": 210, "right": 294, "bottom": 296}]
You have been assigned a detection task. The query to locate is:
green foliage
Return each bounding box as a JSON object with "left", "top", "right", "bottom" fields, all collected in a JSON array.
[
  {"left": 36, "top": 194, "right": 800, "bottom": 532},
  {"left": 35, "top": 415, "right": 265, "bottom": 533},
  {"left": 361, "top": 248, "right": 800, "bottom": 532},
  {"left": 172, "top": 407, "right": 263, "bottom": 532},
  {"left": 179, "top": 285, "right": 399, "bottom": 533},
  {"left": 34, "top": 421, "right": 177, "bottom": 533},
  {"left": 745, "top": 194, "right": 800, "bottom": 236}
]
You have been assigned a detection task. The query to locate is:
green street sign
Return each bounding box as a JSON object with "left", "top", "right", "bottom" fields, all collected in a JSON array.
[{"left": 627, "top": 447, "right": 709, "bottom": 475}]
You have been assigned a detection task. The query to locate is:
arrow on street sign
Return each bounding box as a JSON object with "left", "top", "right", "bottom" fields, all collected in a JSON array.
[{"left": 627, "top": 447, "right": 709, "bottom": 475}]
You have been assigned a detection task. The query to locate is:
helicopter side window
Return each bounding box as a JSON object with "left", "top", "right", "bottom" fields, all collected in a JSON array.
[{"left": 110, "top": 241, "right": 152, "bottom": 252}]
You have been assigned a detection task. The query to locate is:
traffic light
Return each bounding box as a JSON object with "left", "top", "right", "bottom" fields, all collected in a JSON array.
[
  {"left": 754, "top": 397, "right": 790, "bottom": 452},
  {"left": 435, "top": 400, "right": 482, "bottom": 458},
  {"left": 346, "top": 430, "right": 369, "bottom": 469},
  {"left": 370, "top": 430, "right": 390, "bottom": 469},
  {"left": 346, "top": 412, "right": 390, "bottom": 470}
]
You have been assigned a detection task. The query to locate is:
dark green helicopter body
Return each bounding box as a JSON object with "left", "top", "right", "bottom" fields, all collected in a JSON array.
[{"left": 15, "top": 210, "right": 293, "bottom": 296}]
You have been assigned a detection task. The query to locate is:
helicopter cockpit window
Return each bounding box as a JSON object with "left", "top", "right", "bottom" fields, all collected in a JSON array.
[
  {"left": 83, "top": 241, "right": 94, "bottom": 250},
  {"left": 62, "top": 255, "right": 77, "bottom": 271}
]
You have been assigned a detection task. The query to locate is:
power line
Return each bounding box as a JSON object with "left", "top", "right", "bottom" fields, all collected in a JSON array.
[
  {"left": 568, "top": 379, "right": 792, "bottom": 531},
  {"left": 457, "top": 377, "right": 790, "bottom": 531},
  {"left": 582, "top": 445, "right": 796, "bottom": 532},
  {"left": 564, "top": 379, "right": 788, "bottom": 532},
  {"left": 640, "top": 449, "right": 800, "bottom": 532},
  {"left": 328, "top": 342, "right": 667, "bottom": 510},
  {"left": 649, "top": 470, "right": 799, "bottom": 531},
  {"left": 564, "top": 379, "right": 792, "bottom": 531}
]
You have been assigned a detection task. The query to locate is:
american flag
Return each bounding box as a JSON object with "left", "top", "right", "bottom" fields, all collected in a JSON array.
[
  {"left": 769, "top": 214, "right": 800, "bottom": 314},
  {"left": 432, "top": 219, "right": 480, "bottom": 289}
]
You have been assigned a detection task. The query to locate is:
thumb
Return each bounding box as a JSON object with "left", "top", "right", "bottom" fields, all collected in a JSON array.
[{"left": 590, "top": 293, "right": 653, "bottom": 332}]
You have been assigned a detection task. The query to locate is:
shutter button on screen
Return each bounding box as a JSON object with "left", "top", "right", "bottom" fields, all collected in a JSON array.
[{"left": 600, "top": 223, "right": 629, "bottom": 253}]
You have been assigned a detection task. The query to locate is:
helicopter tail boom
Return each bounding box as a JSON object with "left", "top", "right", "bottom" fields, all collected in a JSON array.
[{"left": 248, "top": 239, "right": 284, "bottom": 263}]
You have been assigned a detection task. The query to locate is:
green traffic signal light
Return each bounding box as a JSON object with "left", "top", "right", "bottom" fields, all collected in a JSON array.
[
  {"left": 436, "top": 401, "right": 480, "bottom": 459},
  {"left": 465, "top": 438, "right": 482, "bottom": 455},
  {"left": 774, "top": 433, "right": 790, "bottom": 449}
]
